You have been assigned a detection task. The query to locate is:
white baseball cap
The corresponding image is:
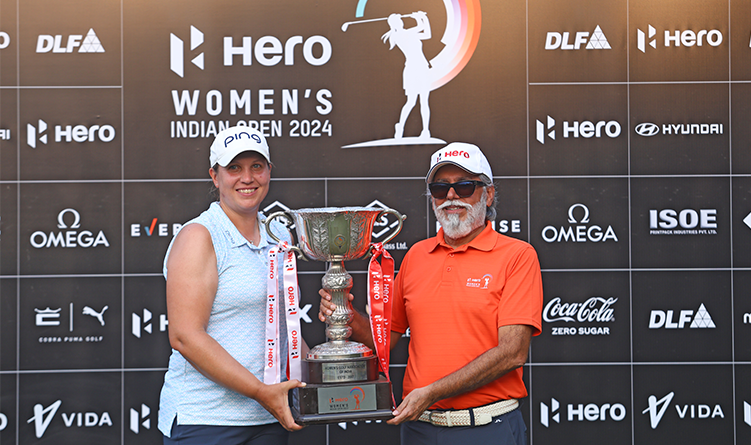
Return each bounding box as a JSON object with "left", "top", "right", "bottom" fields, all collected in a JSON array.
[
  {"left": 426, "top": 142, "right": 493, "bottom": 183},
  {"left": 209, "top": 126, "right": 271, "bottom": 167}
]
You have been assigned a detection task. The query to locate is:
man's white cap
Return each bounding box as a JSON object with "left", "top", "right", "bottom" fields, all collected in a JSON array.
[
  {"left": 209, "top": 125, "right": 271, "bottom": 167},
  {"left": 425, "top": 142, "right": 493, "bottom": 183}
]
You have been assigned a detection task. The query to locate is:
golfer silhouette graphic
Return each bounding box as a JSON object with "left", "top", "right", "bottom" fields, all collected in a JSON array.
[{"left": 381, "top": 11, "right": 432, "bottom": 140}]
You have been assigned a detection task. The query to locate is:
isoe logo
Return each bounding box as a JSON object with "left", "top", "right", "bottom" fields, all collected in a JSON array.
[{"left": 649, "top": 208, "right": 717, "bottom": 235}]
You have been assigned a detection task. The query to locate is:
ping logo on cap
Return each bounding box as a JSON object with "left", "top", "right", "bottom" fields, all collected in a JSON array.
[{"left": 224, "top": 131, "right": 262, "bottom": 148}]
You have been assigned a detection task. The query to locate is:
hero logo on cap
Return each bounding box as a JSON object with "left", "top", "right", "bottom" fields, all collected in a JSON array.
[{"left": 426, "top": 142, "right": 493, "bottom": 183}]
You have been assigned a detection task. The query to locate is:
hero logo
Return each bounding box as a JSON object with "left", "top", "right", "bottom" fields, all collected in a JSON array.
[
  {"left": 536, "top": 116, "right": 621, "bottom": 144},
  {"left": 541, "top": 398, "right": 626, "bottom": 427},
  {"left": 637, "top": 25, "right": 723, "bottom": 53},
  {"left": 649, "top": 208, "right": 717, "bottom": 235},
  {"left": 545, "top": 296, "right": 616, "bottom": 336},
  {"left": 170, "top": 26, "right": 204, "bottom": 78},
  {"left": 27, "top": 119, "right": 116, "bottom": 148},
  {"left": 130, "top": 404, "right": 151, "bottom": 434},
  {"left": 642, "top": 392, "right": 724, "bottom": 429},
  {"left": 0, "top": 31, "right": 9, "bottom": 49},
  {"left": 27, "top": 400, "right": 113, "bottom": 439},
  {"left": 649, "top": 303, "right": 716, "bottom": 329},
  {"left": 36, "top": 29, "right": 105, "bottom": 53},
  {"left": 132, "top": 308, "right": 169, "bottom": 338},
  {"left": 635, "top": 122, "right": 723, "bottom": 137},
  {"left": 30, "top": 208, "right": 110, "bottom": 249},
  {"left": 545, "top": 26, "right": 611, "bottom": 50},
  {"left": 542, "top": 203, "right": 618, "bottom": 243},
  {"left": 170, "top": 25, "right": 332, "bottom": 77}
]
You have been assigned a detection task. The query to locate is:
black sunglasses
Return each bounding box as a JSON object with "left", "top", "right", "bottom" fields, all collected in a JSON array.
[{"left": 428, "top": 180, "right": 486, "bottom": 199}]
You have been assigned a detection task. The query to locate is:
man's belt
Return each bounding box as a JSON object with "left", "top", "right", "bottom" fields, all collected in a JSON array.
[{"left": 418, "top": 399, "right": 519, "bottom": 427}]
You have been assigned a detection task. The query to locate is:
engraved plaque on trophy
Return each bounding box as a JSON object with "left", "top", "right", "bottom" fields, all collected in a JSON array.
[{"left": 266, "top": 206, "right": 405, "bottom": 425}]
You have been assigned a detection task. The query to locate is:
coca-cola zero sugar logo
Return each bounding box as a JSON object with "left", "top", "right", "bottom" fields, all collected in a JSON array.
[{"left": 544, "top": 296, "right": 617, "bottom": 336}]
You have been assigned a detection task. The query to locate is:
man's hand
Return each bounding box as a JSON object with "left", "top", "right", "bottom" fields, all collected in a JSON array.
[{"left": 388, "top": 386, "right": 436, "bottom": 425}]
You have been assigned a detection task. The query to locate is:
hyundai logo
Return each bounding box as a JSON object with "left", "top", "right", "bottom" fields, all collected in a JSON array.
[{"left": 635, "top": 122, "right": 660, "bottom": 137}]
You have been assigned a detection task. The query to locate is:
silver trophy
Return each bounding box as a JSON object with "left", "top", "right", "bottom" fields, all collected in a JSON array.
[{"left": 266, "top": 206, "right": 405, "bottom": 424}]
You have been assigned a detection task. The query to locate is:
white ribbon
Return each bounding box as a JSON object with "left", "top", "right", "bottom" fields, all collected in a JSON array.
[{"left": 264, "top": 242, "right": 302, "bottom": 384}]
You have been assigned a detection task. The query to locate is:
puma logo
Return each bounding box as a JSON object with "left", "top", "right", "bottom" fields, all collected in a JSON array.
[{"left": 82, "top": 306, "right": 108, "bottom": 326}]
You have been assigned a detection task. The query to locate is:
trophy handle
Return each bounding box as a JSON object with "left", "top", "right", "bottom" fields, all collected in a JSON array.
[
  {"left": 264, "top": 211, "right": 307, "bottom": 261},
  {"left": 366, "top": 209, "right": 406, "bottom": 256}
]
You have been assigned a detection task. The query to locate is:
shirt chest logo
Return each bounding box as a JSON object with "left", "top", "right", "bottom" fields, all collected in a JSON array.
[{"left": 466, "top": 274, "right": 493, "bottom": 289}]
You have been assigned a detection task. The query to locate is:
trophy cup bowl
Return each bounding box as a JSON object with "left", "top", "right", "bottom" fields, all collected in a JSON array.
[{"left": 266, "top": 206, "right": 405, "bottom": 425}]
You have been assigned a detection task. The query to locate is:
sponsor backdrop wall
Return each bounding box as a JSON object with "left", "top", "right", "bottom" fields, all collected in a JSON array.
[{"left": 0, "top": 0, "right": 748, "bottom": 443}]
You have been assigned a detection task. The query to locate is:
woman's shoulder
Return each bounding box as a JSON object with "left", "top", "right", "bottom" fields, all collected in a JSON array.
[{"left": 170, "top": 223, "right": 213, "bottom": 255}]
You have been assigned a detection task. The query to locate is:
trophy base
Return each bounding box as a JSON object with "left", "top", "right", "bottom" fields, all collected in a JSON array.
[
  {"left": 306, "top": 355, "right": 378, "bottom": 384},
  {"left": 290, "top": 376, "right": 394, "bottom": 425}
]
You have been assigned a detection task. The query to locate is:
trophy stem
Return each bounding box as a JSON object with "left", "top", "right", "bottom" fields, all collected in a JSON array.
[
  {"left": 324, "top": 260, "right": 354, "bottom": 342},
  {"left": 308, "top": 259, "right": 373, "bottom": 360}
]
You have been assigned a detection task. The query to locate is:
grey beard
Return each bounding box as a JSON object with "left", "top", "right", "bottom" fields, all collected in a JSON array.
[{"left": 433, "top": 189, "right": 487, "bottom": 240}]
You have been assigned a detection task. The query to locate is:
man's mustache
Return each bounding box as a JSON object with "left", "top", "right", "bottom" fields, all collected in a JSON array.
[{"left": 435, "top": 200, "right": 473, "bottom": 212}]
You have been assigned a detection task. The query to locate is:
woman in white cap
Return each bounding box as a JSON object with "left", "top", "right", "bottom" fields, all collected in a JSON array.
[{"left": 158, "top": 125, "right": 305, "bottom": 444}]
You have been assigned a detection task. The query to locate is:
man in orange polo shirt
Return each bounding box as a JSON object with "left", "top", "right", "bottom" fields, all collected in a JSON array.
[{"left": 320, "top": 142, "right": 543, "bottom": 444}]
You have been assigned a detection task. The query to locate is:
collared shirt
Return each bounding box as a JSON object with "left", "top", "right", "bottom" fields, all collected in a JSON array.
[
  {"left": 158, "top": 201, "right": 291, "bottom": 436},
  {"left": 391, "top": 223, "right": 543, "bottom": 410}
]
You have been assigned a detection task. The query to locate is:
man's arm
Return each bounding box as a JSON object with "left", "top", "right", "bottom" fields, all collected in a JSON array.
[{"left": 387, "top": 324, "right": 532, "bottom": 425}]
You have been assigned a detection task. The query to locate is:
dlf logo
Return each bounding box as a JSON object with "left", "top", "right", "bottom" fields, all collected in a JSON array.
[
  {"left": 648, "top": 304, "right": 716, "bottom": 329},
  {"left": 130, "top": 404, "right": 151, "bottom": 434},
  {"left": 170, "top": 26, "right": 204, "bottom": 78},
  {"left": 36, "top": 29, "right": 105, "bottom": 53},
  {"left": 544, "top": 26, "right": 611, "bottom": 50}
]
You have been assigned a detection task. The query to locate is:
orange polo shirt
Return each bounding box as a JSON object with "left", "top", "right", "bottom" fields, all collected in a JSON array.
[{"left": 391, "top": 223, "right": 543, "bottom": 410}]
